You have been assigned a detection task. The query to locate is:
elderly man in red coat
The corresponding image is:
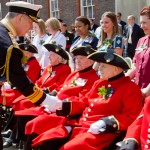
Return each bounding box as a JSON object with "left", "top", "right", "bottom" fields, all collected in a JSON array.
[
  {"left": 12, "top": 43, "right": 71, "bottom": 111},
  {"left": 120, "top": 96, "right": 150, "bottom": 150},
  {"left": 31, "top": 49, "right": 143, "bottom": 150},
  {"left": 15, "top": 45, "right": 99, "bottom": 149}
]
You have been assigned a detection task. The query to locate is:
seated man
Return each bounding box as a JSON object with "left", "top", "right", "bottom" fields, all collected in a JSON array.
[
  {"left": 120, "top": 96, "right": 150, "bottom": 150},
  {"left": 15, "top": 45, "right": 99, "bottom": 150},
  {"left": 13, "top": 43, "right": 71, "bottom": 111},
  {"left": 31, "top": 49, "right": 143, "bottom": 150}
]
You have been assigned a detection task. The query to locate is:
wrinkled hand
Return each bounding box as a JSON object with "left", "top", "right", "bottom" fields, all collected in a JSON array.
[
  {"left": 88, "top": 120, "right": 106, "bottom": 134},
  {"left": 41, "top": 94, "right": 62, "bottom": 112}
]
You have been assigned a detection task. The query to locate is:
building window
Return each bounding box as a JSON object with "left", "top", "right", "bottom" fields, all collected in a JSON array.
[
  {"left": 27, "top": 0, "right": 34, "bottom": 4},
  {"left": 50, "top": 0, "right": 59, "bottom": 18},
  {"left": 0, "top": 3, "right": 2, "bottom": 20},
  {"left": 81, "top": 0, "right": 94, "bottom": 19}
]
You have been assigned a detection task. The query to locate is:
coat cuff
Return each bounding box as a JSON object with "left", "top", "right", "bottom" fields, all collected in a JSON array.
[
  {"left": 120, "top": 139, "right": 139, "bottom": 150},
  {"left": 101, "top": 115, "right": 119, "bottom": 132},
  {"left": 56, "top": 99, "right": 71, "bottom": 116}
]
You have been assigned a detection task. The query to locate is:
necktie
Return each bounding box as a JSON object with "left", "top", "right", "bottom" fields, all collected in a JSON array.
[{"left": 128, "top": 26, "right": 132, "bottom": 44}]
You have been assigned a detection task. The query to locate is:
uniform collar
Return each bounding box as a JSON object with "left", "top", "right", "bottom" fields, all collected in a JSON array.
[
  {"left": 79, "top": 65, "right": 93, "bottom": 73},
  {"left": 108, "top": 72, "right": 124, "bottom": 82},
  {"left": 1, "top": 18, "right": 17, "bottom": 36}
]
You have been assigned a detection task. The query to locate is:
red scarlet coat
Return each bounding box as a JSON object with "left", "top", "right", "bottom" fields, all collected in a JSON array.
[
  {"left": 120, "top": 96, "right": 150, "bottom": 150},
  {"left": 17, "top": 67, "right": 99, "bottom": 135},
  {"left": 13, "top": 63, "right": 71, "bottom": 111},
  {"left": 32, "top": 74, "right": 143, "bottom": 150},
  {"left": 0, "top": 57, "right": 41, "bottom": 106}
]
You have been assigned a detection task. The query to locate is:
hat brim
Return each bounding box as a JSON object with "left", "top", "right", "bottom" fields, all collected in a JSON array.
[
  {"left": 44, "top": 44, "right": 69, "bottom": 60},
  {"left": 71, "top": 46, "right": 96, "bottom": 56},
  {"left": 88, "top": 51, "right": 130, "bottom": 70},
  {"left": 19, "top": 43, "right": 38, "bottom": 53}
]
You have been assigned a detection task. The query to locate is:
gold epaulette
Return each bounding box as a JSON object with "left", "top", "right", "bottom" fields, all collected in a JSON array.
[{"left": 27, "top": 86, "right": 43, "bottom": 104}]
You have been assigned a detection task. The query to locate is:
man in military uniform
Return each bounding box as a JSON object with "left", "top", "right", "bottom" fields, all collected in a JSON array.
[{"left": 0, "top": 1, "right": 61, "bottom": 148}]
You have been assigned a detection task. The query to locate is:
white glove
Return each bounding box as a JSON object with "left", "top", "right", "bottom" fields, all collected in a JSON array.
[
  {"left": 3, "top": 82, "right": 11, "bottom": 90},
  {"left": 64, "top": 126, "right": 72, "bottom": 134},
  {"left": 88, "top": 120, "right": 106, "bottom": 134},
  {"left": 41, "top": 94, "right": 62, "bottom": 113}
]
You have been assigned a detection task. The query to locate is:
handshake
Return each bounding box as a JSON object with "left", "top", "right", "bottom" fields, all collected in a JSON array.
[{"left": 41, "top": 94, "right": 62, "bottom": 113}]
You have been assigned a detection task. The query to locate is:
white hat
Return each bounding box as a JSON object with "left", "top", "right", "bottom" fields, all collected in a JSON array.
[{"left": 6, "top": 1, "right": 42, "bottom": 22}]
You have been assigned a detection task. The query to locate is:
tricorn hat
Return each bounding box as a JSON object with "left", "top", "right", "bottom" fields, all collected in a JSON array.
[
  {"left": 6, "top": 1, "right": 42, "bottom": 22},
  {"left": 88, "top": 49, "right": 130, "bottom": 70},
  {"left": 71, "top": 45, "right": 96, "bottom": 56},
  {"left": 19, "top": 43, "right": 38, "bottom": 53},
  {"left": 43, "top": 43, "right": 69, "bottom": 60}
]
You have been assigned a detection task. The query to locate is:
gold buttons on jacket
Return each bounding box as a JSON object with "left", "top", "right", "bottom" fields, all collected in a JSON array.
[
  {"left": 90, "top": 103, "right": 94, "bottom": 107},
  {"left": 85, "top": 114, "right": 88, "bottom": 117},
  {"left": 83, "top": 118, "right": 86, "bottom": 121},
  {"left": 144, "top": 144, "right": 149, "bottom": 149},
  {"left": 94, "top": 99, "right": 98, "bottom": 102},
  {"left": 147, "top": 139, "right": 150, "bottom": 144},
  {"left": 148, "top": 128, "right": 150, "bottom": 133},
  {"left": 88, "top": 108, "right": 91, "bottom": 112}
]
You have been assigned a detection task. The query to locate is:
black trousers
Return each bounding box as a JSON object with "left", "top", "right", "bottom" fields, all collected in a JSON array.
[
  {"left": 17, "top": 116, "right": 35, "bottom": 141},
  {"left": 37, "top": 136, "right": 70, "bottom": 150},
  {"left": 127, "top": 43, "right": 136, "bottom": 59}
]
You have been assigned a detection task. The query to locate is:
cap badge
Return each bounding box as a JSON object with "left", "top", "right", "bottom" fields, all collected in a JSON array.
[{"left": 104, "top": 48, "right": 114, "bottom": 63}]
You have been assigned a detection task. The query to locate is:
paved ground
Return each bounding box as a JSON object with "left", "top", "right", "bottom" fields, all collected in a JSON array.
[{"left": 3, "top": 146, "right": 17, "bottom": 150}]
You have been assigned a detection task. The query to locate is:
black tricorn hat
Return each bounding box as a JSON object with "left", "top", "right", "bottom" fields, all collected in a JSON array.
[
  {"left": 88, "top": 50, "right": 130, "bottom": 70},
  {"left": 71, "top": 45, "right": 96, "bottom": 56},
  {"left": 19, "top": 43, "right": 38, "bottom": 53},
  {"left": 43, "top": 43, "right": 69, "bottom": 60}
]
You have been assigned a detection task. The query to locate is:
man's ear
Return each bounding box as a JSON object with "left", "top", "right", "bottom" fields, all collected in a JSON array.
[{"left": 15, "top": 14, "right": 23, "bottom": 24}]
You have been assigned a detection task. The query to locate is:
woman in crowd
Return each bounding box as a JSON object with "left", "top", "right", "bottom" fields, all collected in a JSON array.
[
  {"left": 97, "top": 11, "right": 123, "bottom": 54},
  {"left": 93, "top": 11, "right": 124, "bottom": 71},
  {"left": 126, "top": 6, "right": 150, "bottom": 98},
  {"left": 32, "top": 19, "right": 49, "bottom": 64},
  {"left": 40, "top": 18, "right": 66, "bottom": 69},
  {"left": 30, "top": 49, "right": 142, "bottom": 150},
  {"left": 69, "top": 16, "right": 99, "bottom": 71},
  {"left": 70, "top": 16, "right": 98, "bottom": 51}
]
